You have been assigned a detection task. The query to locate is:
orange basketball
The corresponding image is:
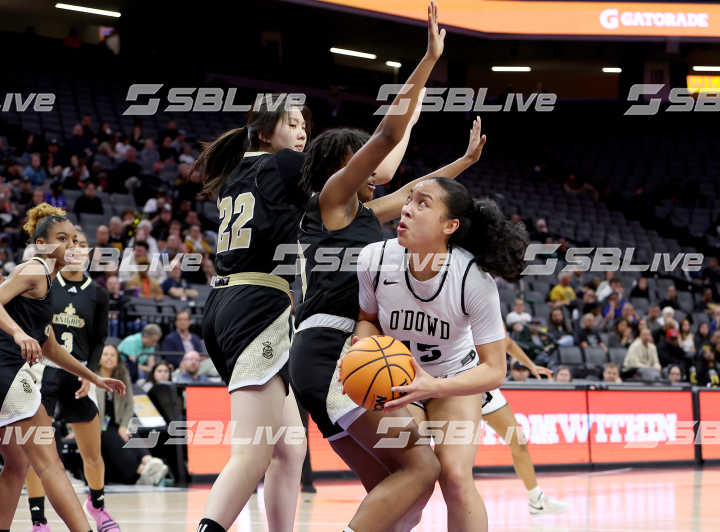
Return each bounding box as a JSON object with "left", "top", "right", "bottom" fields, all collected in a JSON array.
[{"left": 340, "top": 335, "right": 415, "bottom": 411}]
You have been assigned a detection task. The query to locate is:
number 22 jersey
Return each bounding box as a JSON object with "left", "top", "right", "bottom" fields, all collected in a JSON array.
[{"left": 357, "top": 239, "right": 506, "bottom": 378}]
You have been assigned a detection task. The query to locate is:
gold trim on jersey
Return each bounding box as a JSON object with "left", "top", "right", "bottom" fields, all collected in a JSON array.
[{"left": 210, "top": 272, "right": 290, "bottom": 297}]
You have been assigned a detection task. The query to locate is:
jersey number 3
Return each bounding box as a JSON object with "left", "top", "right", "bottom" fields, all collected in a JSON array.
[
  {"left": 61, "top": 332, "right": 73, "bottom": 354},
  {"left": 217, "top": 193, "right": 256, "bottom": 253}
]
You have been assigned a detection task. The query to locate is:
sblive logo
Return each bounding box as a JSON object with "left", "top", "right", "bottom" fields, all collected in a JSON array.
[
  {"left": 599, "top": 8, "right": 709, "bottom": 30},
  {"left": 625, "top": 84, "right": 720, "bottom": 115},
  {"left": 1, "top": 93, "right": 55, "bottom": 112},
  {"left": 374, "top": 85, "right": 557, "bottom": 115},
  {"left": 121, "top": 84, "right": 306, "bottom": 116}
]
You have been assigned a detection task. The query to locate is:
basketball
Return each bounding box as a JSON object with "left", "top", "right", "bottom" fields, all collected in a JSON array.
[{"left": 340, "top": 335, "right": 415, "bottom": 411}]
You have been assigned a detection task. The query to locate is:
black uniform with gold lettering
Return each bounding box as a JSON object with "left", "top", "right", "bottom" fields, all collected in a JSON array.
[
  {"left": 202, "top": 150, "right": 308, "bottom": 393},
  {"left": 0, "top": 257, "right": 53, "bottom": 428},
  {"left": 39, "top": 273, "right": 109, "bottom": 422}
]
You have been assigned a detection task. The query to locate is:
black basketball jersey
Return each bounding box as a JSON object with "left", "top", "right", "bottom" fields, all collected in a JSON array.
[
  {"left": 0, "top": 258, "right": 53, "bottom": 361},
  {"left": 294, "top": 194, "right": 383, "bottom": 324},
  {"left": 213, "top": 150, "right": 308, "bottom": 283},
  {"left": 50, "top": 274, "right": 109, "bottom": 370}
]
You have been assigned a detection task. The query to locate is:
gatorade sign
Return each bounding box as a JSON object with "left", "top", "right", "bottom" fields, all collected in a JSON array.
[{"left": 312, "top": 1, "right": 720, "bottom": 38}]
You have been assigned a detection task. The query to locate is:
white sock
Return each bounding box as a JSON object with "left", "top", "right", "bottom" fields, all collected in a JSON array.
[
  {"left": 528, "top": 486, "right": 543, "bottom": 502},
  {"left": 344, "top": 528, "right": 356, "bottom": 532}
]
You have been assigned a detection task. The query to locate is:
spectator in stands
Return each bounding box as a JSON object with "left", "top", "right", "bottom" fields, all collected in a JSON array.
[
  {"left": 185, "top": 224, "right": 213, "bottom": 254},
  {"left": 108, "top": 216, "right": 126, "bottom": 251},
  {"left": 576, "top": 313, "right": 607, "bottom": 351},
  {"left": 508, "top": 361, "right": 530, "bottom": 382},
  {"left": 695, "top": 287, "right": 717, "bottom": 315},
  {"left": 696, "top": 322, "right": 712, "bottom": 349},
  {"left": 11, "top": 178, "right": 33, "bottom": 211},
  {"left": 608, "top": 319, "right": 634, "bottom": 348},
  {"left": 61, "top": 154, "right": 91, "bottom": 189},
  {"left": 554, "top": 366, "right": 572, "bottom": 383},
  {"left": 595, "top": 272, "right": 615, "bottom": 301},
  {"left": 530, "top": 218, "right": 550, "bottom": 242},
  {"left": 44, "top": 181, "right": 67, "bottom": 209},
  {"left": 81, "top": 113, "right": 96, "bottom": 141},
  {"left": 710, "top": 307, "right": 720, "bottom": 336},
  {"left": 128, "top": 220, "right": 160, "bottom": 257},
  {"left": 506, "top": 298, "right": 532, "bottom": 330},
  {"left": 620, "top": 302, "right": 639, "bottom": 327},
  {"left": 74, "top": 182, "right": 104, "bottom": 216},
  {"left": 115, "top": 134, "right": 132, "bottom": 160},
  {"left": 658, "top": 328, "right": 689, "bottom": 370},
  {"left": 602, "top": 362, "right": 622, "bottom": 383},
  {"left": 623, "top": 328, "right": 661, "bottom": 379},
  {"left": 96, "top": 343, "right": 168, "bottom": 485},
  {"left": 659, "top": 285, "right": 680, "bottom": 310},
  {"left": 694, "top": 345, "right": 720, "bottom": 387},
  {"left": 667, "top": 364, "right": 684, "bottom": 384},
  {"left": 46, "top": 138, "right": 68, "bottom": 176},
  {"left": 679, "top": 319, "right": 696, "bottom": 357},
  {"left": 647, "top": 305, "right": 663, "bottom": 330},
  {"left": 581, "top": 287, "right": 599, "bottom": 316},
  {"left": 118, "top": 323, "right": 162, "bottom": 379},
  {"left": 549, "top": 272, "right": 576, "bottom": 307},
  {"left": 548, "top": 308, "right": 574, "bottom": 345},
  {"left": 602, "top": 291, "right": 626, "bottom": 321},
  {"left": 173, "top": 350, "right": 210, "bottom": 384},
  {"left": 701, "top": 256, "right": 720, "bottom": 288},
  {"left": 158, "top": 136, "right": 177, "bottom": 161},
  {"left": 160, "top": 120, "right": 179, "bottom": 142},
  {"left": 126, "top": 256, "right": 164, "bottom": 299},
  {"left": 23, "top": 153, "right": 47, "bottom": 185},
  {"left": 162, "top": 263, "right": 199, "bottom": 300},
  {"left": 67, "top": 123, "right": 93, "bottom": 158},
  {"left": 179, "top": 144, "right": 195, "bottom": 165},
  {"left": 630, "top": 276, "right": 650, "bottom": 299},
  {"left": 95, "top": 141, "right": 117, "bottom": 171},
  {"left": 106, "top": 275, "right": 128, "bottom": 338},
  {"left": 152, "top": 204, "right": 173, "bottom": 241},
  {"left": 130, "top": 124, "right": 145, "bottom": 150},
  {"left": 200, "top": 256, "right": 216, "bottom": 285},
  {"left": 139, "top": 361, "right": 172, "bottom": 393},
  {"left": 95, "top": 224, "right": 110, "bottom": 248},
  {"left": 161, "top": 310, "right": 203, "bottom": 353},
  {"left": 164, "top": 234, "right": 186, "bottom": 261}
]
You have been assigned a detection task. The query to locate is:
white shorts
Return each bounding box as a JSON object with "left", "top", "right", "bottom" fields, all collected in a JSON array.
[
  {"left": 0, "top": 363, "right": 42, "bottom": 429},
  {"left": 481, "top": 388, "right": 508, "bottom": 416}
]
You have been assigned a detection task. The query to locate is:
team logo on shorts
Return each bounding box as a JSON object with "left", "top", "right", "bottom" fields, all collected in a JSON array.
[
  {"left": 262, "top": 341, "right": 274, "bottom": 359},
  {"left": 20, "top": 378, "right": 32, "bottom": 394},
  {"left": 44, "top": 325, "right": 51, "bottom": 337}
]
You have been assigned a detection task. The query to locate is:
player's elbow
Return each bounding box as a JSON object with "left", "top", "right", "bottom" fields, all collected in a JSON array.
[{"left": 376, "top": 125, "right": 404, "bottom": 148}]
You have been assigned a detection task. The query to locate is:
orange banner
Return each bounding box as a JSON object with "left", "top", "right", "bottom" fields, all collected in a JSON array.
[
  {"left": 315, "top": 1, "right": 720, "bottom": 37},
  {"left": 185, "top": 386, "right": 696, "bottom": 475},
  {"left": 698, "top": 390, "right": 720, "bottom": 460}
]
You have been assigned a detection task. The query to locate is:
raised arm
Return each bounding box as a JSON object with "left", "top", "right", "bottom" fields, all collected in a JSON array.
[
  {"left": 367, "top": 116, "right": 486, "bottom": 223},
  {"left": 318, "top": 1, "right": 445, "bottom": 226}
]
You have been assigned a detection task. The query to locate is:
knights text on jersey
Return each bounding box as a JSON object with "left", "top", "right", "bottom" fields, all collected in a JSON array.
[
  {"left": 50, "top": 274, "right": 109, "bottom": 367},
  {"left": 356, "top": 239, "right": 506, "bottom": 378}
]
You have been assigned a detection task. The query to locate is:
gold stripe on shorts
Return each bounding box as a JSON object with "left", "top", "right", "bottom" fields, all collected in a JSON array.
[{"left": 211, "top": 272, "right": 290, "bottom": 297}]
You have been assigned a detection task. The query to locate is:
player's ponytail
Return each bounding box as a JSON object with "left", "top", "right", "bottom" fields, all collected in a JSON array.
[
  {"left": 24, "top": 202, "right": 68, "bottom": 243},
  {"left": 434, "top": 178, "right": 528, "bottom": 282},
  {"left": 300, "top": 128, "right": 369, "bottom": 194},
  {"left": 192, "top": 94, "right": 312, "bottom": 198}
]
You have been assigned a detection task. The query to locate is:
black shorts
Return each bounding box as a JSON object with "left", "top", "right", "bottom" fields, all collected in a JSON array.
[
  {"left": 40, "top": 366, "right": 99, "bottom": 423},
  {"left": 289, "top": 327, "right": 348, "bottom": 439},
  {"left": 202, "top": 284, "right": 291, "bottom": 394}
]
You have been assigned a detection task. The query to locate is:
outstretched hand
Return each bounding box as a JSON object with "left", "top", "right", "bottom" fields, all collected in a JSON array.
[
  {"left": 426, "top": 1, "right": 446, "bottom": 61},
  {"left": 463, "top": 116, "right": 487, "bottom": 164}
]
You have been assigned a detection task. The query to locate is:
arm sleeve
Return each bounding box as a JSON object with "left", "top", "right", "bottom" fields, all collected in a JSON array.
[
  {"left": 88, "top": 286, "right": 109, "bottom": 372},
  {"left": 465, "top": 269, "right": 507, "bottom": 346},
  {"left": 357, "top": 244, "right": 379, "bottom": 315}
]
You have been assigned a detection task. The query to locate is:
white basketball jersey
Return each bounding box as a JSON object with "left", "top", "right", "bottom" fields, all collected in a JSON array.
[{"left": 357, "top": 239, "right": 506, "bottom": 378}]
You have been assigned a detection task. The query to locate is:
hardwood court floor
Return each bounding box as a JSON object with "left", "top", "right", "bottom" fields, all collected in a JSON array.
[{"left": 11, "top": 466, "right": 720, "bottom": 531}]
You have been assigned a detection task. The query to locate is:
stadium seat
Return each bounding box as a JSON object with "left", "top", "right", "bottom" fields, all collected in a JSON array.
[
  {"left": 558, "top": 346, "right": 584, "bottom": 366},
  {"left": 584, "top": 346, "right": 609, "bottom": 367},
  {"left": 609, "top": 347, "right": 628, "bottom": 367}
]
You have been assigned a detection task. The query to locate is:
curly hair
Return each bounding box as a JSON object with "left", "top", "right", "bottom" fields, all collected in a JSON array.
[
  {"left": 299, "top": 128, "right": 369, "bottom": 194},
  {"left": 23, "top": 202, "right": 68, "bottom": 243},
  {"left": 432, "top": 178, "right": 529, "bottom": 282}
]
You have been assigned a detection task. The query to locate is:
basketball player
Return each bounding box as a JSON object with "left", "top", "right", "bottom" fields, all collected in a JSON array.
[
  {"left": 0, "top": 204, "right": 125, "bottom": 532},
  {"left": 24, "top": 229, "right": 119, "bottom": 531},
  {"left": 192, "top": 96, "right": 311, "bottom": 532},
  {"left": 342, "top": 178, "right": 529, "bottom": 532}
]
